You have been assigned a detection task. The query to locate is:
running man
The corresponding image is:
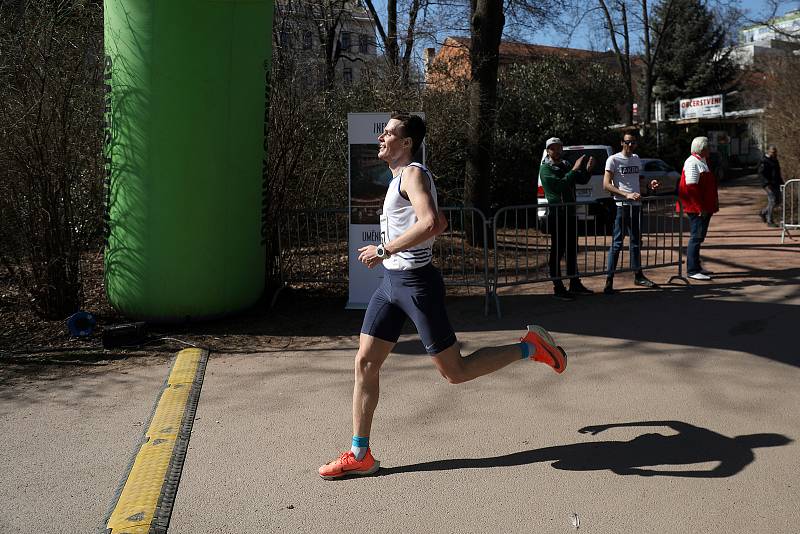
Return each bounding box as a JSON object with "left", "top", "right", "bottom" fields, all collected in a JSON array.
[{"left": 318, "top": 112, "right": 568, "bottom": 480}]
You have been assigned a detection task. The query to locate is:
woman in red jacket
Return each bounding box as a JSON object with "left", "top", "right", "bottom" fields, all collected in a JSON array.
[{"left": 677, "top": 136, "right": 719, "bottom": 280}]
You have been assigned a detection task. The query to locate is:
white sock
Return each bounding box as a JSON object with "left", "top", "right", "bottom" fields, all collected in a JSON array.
[{"left": 351, "top": 435, "right": 369, "bottom": 460}]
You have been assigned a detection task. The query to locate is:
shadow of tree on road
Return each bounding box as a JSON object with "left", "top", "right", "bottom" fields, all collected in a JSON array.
[{"left": 377, "top": 420, "right": 791, "bottom": 479}]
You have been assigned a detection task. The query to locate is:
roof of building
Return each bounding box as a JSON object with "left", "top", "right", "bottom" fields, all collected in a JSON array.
[{"left": 441, "top": 36, "right": 617, "bottom": 62}]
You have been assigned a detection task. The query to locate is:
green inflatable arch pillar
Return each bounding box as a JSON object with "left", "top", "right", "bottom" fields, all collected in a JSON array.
[{"left": 103, "top": 1, "right": 273, "bottom": 321}]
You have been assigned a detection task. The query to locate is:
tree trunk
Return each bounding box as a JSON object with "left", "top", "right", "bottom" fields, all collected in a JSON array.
[
  {"left": 641, "top": 0, "right": 678, "bottom": 128},
  {"left": 365, "top": 0, "right": 423, "bottom": 86},
  {"left": 387, "top": 0, "right": 399, "bottom": 71},
  {"left": 464, "top": 0, "right": 504, "bottom": 219},
  {"left": 641, "top": 0, "right": 653, "bottom": 127},
  {"left": 621, "top": 2, "right": 634, "bottom": 126},
  {"left": 400, "top": 0, "right": 421, "bottom": 86},
  {"left": 598, "top": 0, "right": 633, "bottom": 125}
]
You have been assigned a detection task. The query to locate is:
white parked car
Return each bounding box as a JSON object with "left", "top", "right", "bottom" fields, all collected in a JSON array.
[{"left": 639, "top": 158, "right": 679, "bottom": 195}]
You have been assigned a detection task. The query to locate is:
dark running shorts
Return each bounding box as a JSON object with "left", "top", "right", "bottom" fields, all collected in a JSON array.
[{"left": 361, "top": 262, "right": 457, "bottom": 355}]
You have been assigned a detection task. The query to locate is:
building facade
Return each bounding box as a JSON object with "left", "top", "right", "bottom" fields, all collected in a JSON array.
[
  {"left": 732, "top": 10, "right": 800, "bottom": 66},
  {"left": 274, "top": 1, "right": 379, "bottom": 88}
]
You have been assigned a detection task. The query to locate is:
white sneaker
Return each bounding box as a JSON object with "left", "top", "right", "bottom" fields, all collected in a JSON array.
[
  {"left": 689, "top": 272, "right": 712, "bottom": 280},
  {"left": 700, "top": 269, "right": 714, "bottom": 275}
]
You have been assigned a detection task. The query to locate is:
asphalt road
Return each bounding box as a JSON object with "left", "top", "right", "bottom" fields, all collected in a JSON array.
[{"left": 1, "top": 176, "right": 798, "bottom": 534}]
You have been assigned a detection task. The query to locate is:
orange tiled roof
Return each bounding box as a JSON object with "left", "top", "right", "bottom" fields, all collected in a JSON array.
[
  {"left": 428, "top": 36, "right": 643, "bottom": 91},
  {"left": 443, "top": 36, "right": 617, "bottom": 62}
]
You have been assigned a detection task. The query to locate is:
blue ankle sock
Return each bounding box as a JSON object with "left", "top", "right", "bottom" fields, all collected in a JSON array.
[
  {"left": 351, "top": 436, "right": 369, "bottom": 460},
  {"left": 518, "top": 341, "right": 531, "bottom": 359}
]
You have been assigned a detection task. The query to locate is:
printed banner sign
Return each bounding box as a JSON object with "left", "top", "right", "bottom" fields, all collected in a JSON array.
[
  {"left": 679, "top": 94, "right": 723, "bottom": 120},
  {"left": 346, "top": 112, "right": 424, "bottom": 309}
]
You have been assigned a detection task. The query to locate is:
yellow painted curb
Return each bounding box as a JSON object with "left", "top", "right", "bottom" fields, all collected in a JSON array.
[{"left": 105, "top": 348, "right": 207, "bottom": 534}]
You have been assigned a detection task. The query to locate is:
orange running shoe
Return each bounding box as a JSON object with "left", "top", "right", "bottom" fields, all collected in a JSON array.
[
  {"left": 318, "top": 449, "right": 380, "bottom": 480},
  {"left": 520, "top": 325, "right": 567, "bottom": 374}
]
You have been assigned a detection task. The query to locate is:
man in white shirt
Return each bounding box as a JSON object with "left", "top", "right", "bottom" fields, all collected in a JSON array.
[{"left": 602, "top": 132, "right": 660, "bottom": 294}]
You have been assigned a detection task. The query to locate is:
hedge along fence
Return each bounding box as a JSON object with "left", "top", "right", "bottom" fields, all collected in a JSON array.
[{"left": 0, "top": 1, "right": 105, "bottom": 319}]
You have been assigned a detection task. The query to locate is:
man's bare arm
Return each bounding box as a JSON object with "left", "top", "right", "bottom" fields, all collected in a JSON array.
[
  {"left": 603, "top": 169, "right": 640, "bottom": 200},
  {"left": 357, "top": 167, "right": 444, "bottom": 268},
  {"left": 384, "top": 167, "right": 440, "bottom": 255}
]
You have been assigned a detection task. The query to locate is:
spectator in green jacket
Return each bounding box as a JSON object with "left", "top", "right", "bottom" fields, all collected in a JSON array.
[{"left": 539, "top": 137, "right": 595, "bottom": 300}]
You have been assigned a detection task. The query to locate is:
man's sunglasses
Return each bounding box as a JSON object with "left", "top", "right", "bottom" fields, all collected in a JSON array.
[{"left": 622, "top": 140, "right": 637, "bottom": 145}]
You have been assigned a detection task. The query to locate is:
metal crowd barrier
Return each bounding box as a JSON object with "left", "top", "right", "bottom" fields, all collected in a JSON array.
[
  {"left": 276, "top": 206, "right": 492, "bottom": 313},
  {"left": 491, "top": 196, "right": 686, "bottom": 317},
  {"left": 277, "top": 208, "right": 350, "bottom": 287},
  {"left": 276, "top": 198, "right": 687, "bottom": 318},
  {"left": 781, "top": 179, "right": 799, "bottom": 244},
  {"left": 434, "top": 206, "right": 491, "bottom": 315}
]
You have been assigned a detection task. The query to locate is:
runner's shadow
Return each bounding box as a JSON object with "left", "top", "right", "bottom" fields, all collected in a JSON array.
[{"left": 378, "top": 421, "right": 791, "bottom": 478}]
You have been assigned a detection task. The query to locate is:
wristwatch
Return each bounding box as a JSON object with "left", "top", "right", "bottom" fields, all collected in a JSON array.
[{"left": 376, "top": 244, "right": 388, "bottom": 259}]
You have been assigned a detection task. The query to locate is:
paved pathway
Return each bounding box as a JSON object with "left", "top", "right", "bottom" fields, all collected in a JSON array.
[{"left": 1, "top": 176, "right": 798, "bottom": 533}]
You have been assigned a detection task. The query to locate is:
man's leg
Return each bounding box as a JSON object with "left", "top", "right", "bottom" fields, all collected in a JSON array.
[
  {"left": 566, "top": 208, "right": 578, "bottom": 279},
  {"left": 627, "top": 205, "right": 641, "bottom": 272},
  {"left": 765, "top": 186, "right": 778, "bottom": 225},
  {"left": 628, "top": 206, "right": 654, "bottom": 286},
  {"left": 407, "top": 265, "right": 566, "bottom": 381},
  {"left": 319, "top": 277, "right": 403, "bottom": 480},
  {"left": 352, "top": 334, "right": 393, "bottom": 437},
  {"left": 430, "top": 327, "right": 566, "bottom": 384},
  {"left": 686, "top": 213, "right": 702, "bottom": 275},
  {"left": 688, "top": 213, "right": 713, "bottom": 278},
  {"left": 696, "top": 214, "right": 712, "bottom": 272},
  {"left": 319, "top": 334, "right": 393, "bottom": 480},
  {"left": 547, "top": 209, "right": 559, "bottom": 278},
  {"left": 431, "top": 342, "right": 522, "bottom": 384},
  {"left": 605, "top": 205, "right": 624, "bottom": 293},
  {"left": 773, "top": 185, "right": 784, "bottom": 227},
  {"left": 567, "top": 208, "right": 591, "bottom": 294},
  {"left": 549, "top": 208, "right": 572, "bottom": 299},
  {"left": 760, "top": 187, "right": 770, "bottom": 222}
]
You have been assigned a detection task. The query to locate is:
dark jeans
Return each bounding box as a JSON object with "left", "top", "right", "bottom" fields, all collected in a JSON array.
[
  {"left": 687, "top": 213, "right": 712, "bottom": 275},
  {"left": 607, "top": 204, "right": 641, "bottom": 276},
  {"left": 761, "top": 185, "right": 782, "bottom": 223},
  {"left": 547, "top": 206, "right": 578, "bottom": 287}
]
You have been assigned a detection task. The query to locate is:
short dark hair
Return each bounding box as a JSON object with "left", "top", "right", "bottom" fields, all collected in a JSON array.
[
  {"left": 391, "top": 111, "right": 426, "bottom": 155},
  {"left": 622, "top": 131, "right": 639, "bottom": 140}
]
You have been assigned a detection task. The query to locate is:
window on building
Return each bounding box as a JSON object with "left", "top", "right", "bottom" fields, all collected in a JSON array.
[
  {"left": 359, "top": 34, "right": 369, "bottom": 54},
  {"left": 280, "top": 30, "right": 291, "bottom": 49},
  {"left": 341, "top": 32, "right": 351, "bottom": 51},
  {"left": 343, "top": 67, "right": 353, "bottom": 84},
  {"left": 303, "top": 31, "right": 313, "bottom": 50}
]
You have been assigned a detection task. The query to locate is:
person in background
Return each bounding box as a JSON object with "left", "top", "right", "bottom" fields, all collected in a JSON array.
[
  {"left": 677, "top": 136, "right": 719, "bottom": 281},
  {"left": 758, "top": 145, "right": 783, "bottom": 228},
  {"left": 539, "top": 137, "right": 596, "bottom": 301},
  {"left": 602, "top": 132, "right": 660, "bottom": 294}
]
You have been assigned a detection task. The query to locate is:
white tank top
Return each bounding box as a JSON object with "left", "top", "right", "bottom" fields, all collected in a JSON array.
[{"left": 380, "top": 163, "right": 437, "bottom": 271}]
